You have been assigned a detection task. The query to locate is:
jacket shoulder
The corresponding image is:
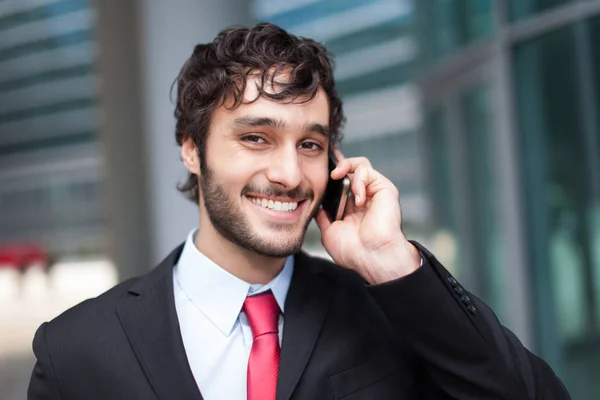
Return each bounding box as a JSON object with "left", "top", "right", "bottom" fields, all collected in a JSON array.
[
  {"left": 44, "top": 275, "right": 141, "bottom": 334},
  {"left": 43, "top": 244, "right": 183, "bottom": 335},
  {"left": 30, "top": 274, "right": 146, "bottom": 376}
]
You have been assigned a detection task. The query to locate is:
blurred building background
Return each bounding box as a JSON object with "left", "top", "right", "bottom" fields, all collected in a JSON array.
[
  {"left": 0, "top": 0, "right": 104, "bottom": 260},
  {"left": 412, "top": 2, "right": 600, "bottom": 399},
  {"left": 1, "top": 0, "right": 599, "bottom": 399}
]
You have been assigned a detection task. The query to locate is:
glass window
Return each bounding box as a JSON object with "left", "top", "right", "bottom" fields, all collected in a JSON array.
[
  {"left": 416, "top": 0, "right": 493, "bottom": 66},
  {"left": 461, "top": 83, "right": 507, "bottom": 320},
  {"left": 589, "top": 15, "right": 600, "bottom": 334},
  {"left": 509, "top": 0, "right": 575, "bottom": 22},
  {"left": 341, "top": 132, "right": 421, "bottom": 195},
  {"left": 423, "top": 108, "right": 464, "bottom": 278},
  {"left": 514, "top": 25, "right": 600, "bottom": 398},
  {"left": 465, "top": 0, "right": 494, "bottom": 39},
  {"left": 421, "top": 83, "right": 506, "bottom": 318}
]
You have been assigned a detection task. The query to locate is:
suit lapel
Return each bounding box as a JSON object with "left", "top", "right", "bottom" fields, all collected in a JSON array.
[
  {"left": 277, "top": 251, "right": 331, "bottom": 400},
  {"left": 116, "top": 245, "right": 203, "bottom": 400}
]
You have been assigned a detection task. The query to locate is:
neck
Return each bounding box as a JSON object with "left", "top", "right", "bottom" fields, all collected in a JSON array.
[{"left": 194, "top": 222, "right": 287, "bottom": 285}]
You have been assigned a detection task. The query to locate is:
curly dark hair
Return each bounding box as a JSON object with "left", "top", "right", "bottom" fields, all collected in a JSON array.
[{"left": 174, "top": 22, "right": 345, "bottom": 202}]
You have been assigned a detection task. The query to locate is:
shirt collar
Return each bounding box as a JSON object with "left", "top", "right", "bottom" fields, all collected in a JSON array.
[{"left": 174, "top": 229, "right": 294, "bottom": 337}]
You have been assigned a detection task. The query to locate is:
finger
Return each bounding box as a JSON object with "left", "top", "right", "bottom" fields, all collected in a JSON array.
[
  {"left": 332, "top": 146, "right": 345, "bottom": 161},
  {"left": 329, "top": 147, "right": 346, "bottom": 180},
  {"left": 315, "top": 207, "right": 332, "bottom": 231},
  {"left": 344, "top": 156, "right": 372, "bottom": 169},
  {"left": 348, "top": 165, "right": 396, "bottom": 204},
  {"left": 352, "top": 164, "right": 370, "bottom": 205},
  {"left": 331, "top": 156, "right": 373, "bottom": 179}
]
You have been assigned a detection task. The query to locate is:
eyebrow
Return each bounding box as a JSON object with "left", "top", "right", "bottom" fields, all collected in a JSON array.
[{"left": 233, "top": 116, "right": 329, "bottom": 137}]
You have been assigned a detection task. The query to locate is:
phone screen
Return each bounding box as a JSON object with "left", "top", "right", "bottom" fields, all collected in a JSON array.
[{"left": 321, "top": 152, "right": 351, "bottom": 222}]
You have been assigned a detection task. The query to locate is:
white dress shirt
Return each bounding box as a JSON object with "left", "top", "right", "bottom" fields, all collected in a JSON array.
[{"left": 173, "top": 229, "right": 294, "bottom": 400}]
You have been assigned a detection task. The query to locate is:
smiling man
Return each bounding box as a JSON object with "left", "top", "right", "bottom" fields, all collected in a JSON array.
[
  {"left": 185, "top": 76, "right": 331, "bottom": 283},
  {"left": 28, "top": 23, "right": 570, "bottom": 400}
]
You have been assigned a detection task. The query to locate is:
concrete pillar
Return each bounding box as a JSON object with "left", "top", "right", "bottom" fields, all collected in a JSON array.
[{"left": 138, "top": 0, "right": 252, "bottom": 264}]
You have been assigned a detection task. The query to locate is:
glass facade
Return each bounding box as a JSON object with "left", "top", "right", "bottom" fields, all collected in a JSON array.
[
  {"left": 421, "top": 81, "right": 509, "bottom": 320},
  {"left": 0, "top": 0, "right": 105, "bottom": 258},
  {"left": 461, "top": 83, "right": 507, "bottom": 319},
  {"left": 417, "top": 0, "right": 600, "bottom": 397},
  {"left": 509, "top": 0, "right": 576, "bottom": 21},
  {"left": 514, "top": 20, "right": 600, "bottom": 398},
  {"left": 416, "top": 0, "right": 493, "bottom": 66},
  {"left": 422, "top": 107, "right": 465, "bottom": 277},
  {"left": 590, "top": 16, "right": 600, "bottom": 334}
]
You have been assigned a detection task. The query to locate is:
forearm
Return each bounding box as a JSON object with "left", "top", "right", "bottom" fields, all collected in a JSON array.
[{"left": 366, "top": 242, "right": 570, "bottom": 400}]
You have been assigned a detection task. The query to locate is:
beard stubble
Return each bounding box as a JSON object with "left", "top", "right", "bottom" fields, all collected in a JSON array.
[{"left": 199, "top": 164, "right": 319, "bottom": 258}]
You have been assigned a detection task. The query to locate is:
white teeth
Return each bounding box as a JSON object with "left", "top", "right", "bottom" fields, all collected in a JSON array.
[{"left": 247, "top": 196, "right": 299, "bottom": 212}]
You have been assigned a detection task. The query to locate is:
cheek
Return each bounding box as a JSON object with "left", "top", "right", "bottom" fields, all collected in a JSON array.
[
  {"left": 210, "top": 152, "right": 257, "bottom": 187},
  {"left": 227, "top": 169, "right": 255, "bottom": 194},
  {"left": 310, "top": 169, "right": 329, "bottom": 197},
  {"left": 309, "top": 159, "right": 329, "bottom": 192}
]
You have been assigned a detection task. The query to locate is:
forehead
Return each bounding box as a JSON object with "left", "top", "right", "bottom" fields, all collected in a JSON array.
[{"left": 212, "top": 73, "right": 330, "bottom": 129}]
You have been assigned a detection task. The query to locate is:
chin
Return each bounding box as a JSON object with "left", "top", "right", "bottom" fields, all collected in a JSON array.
[
  {"left": 249, "top": 230, "right": 306, "bottom": 258},
  {"left": 249, "top": 241, "right": 304, "bottom": 258}
]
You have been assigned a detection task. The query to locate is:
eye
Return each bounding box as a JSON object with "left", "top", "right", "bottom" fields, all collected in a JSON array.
[
  {"left": 299, "top": 141, "right": 323, "bottom": 151},
  {"left": 242, "top": 134, "right": 267, "bottom": 144}
]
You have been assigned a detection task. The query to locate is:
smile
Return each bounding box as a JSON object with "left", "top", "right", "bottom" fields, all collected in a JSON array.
[{"left": 245, "top": 196, "right": 301, "bottom": 212}]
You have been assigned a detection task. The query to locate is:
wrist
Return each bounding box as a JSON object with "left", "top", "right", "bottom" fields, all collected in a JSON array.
[{"left": 362, "top": 240, "right": 421, "bottom": 284}]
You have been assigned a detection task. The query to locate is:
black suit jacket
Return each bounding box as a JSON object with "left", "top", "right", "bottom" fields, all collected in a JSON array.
[{"left": 28, "top": 242, "right": 570, "bottom": 399}]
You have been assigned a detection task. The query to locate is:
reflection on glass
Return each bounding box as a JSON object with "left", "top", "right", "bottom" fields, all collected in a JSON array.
[
  {"left": 423, "top": 108, "right": 463, "bottom": 277},
  {"left": 416, "top": 0, "right": 493, "bottom": 66},
  {"left": 514, "top": 24, "right": 600, "bottom": 398},
  {"left": 462, "top": 84, "right": 506, "bottom": 321},
  {"left": 509, "top": 0, "right": 575, "bottom": 22},
  {"left": 589, "top": 16, "right": 600, "bottom": 329}
]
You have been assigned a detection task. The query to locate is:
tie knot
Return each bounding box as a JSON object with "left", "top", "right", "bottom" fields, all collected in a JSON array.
[{"left": 243, "top": 291, "right": 280, "bottom": 339}]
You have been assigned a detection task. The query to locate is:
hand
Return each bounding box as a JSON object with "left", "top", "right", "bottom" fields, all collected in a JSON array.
[{"left": 315, "top": 148, "right": 421, "bottom": 284}]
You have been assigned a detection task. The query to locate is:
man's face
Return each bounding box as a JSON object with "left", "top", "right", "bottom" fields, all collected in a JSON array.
[{"left": 197, "top": 80, "right": 330, "bottom": 258}]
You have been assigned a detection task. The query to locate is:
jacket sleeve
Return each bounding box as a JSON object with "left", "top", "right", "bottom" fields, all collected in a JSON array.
[
  {"left": 366, "top": 241, "right": 571, "bottom": 400},
  {"left": 28, "top": 323, "right": 64, "bottom": 400}
]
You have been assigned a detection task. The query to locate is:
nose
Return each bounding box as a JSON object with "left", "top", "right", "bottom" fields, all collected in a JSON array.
[{"left": 265, "top": 147, "right": 302, "bottom": 189}]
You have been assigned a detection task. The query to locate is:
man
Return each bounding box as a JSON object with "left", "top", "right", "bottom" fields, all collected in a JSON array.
[{"left": 28, "top": 23, "right": 570, "bottom": 400}]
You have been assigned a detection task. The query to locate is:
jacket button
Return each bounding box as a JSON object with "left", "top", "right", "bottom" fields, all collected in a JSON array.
[
  {"left": 460, "top": 295, "right": 471, "bottom": 303},
  {"left": 454, "top": 286, "right": 464, "bottom": 294},
  {"left": 467, "top": 304, "right": 477, "bottom": 314},
  {"left": 447, "top": 276, "right": 458, "bottom": 286}
]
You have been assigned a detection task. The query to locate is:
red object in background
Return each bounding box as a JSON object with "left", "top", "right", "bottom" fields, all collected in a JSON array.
[{"left": 0, "top": 244, "right": 49, "bottom": 271}]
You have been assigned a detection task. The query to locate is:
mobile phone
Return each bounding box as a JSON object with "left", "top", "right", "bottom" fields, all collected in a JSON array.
[{"left": 321, "top": 151, "right": 351, "bottom": 222}]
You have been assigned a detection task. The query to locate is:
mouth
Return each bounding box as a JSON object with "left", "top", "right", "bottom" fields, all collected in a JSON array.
[
  {"left": 245, "top": 195, "right": 305, "bottom": 212},
  {"left": 244, "top": 194, "right": 310, "bottom": 223}
]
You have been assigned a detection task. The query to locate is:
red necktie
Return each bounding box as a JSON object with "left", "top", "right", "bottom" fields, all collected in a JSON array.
[{"left": 243, "top": 291, "right": 280, "bottom": 400}]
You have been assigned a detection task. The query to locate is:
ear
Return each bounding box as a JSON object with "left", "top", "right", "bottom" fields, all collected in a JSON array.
[{"left": 181, "top": 138, "right": 200, "bottom": 175}]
